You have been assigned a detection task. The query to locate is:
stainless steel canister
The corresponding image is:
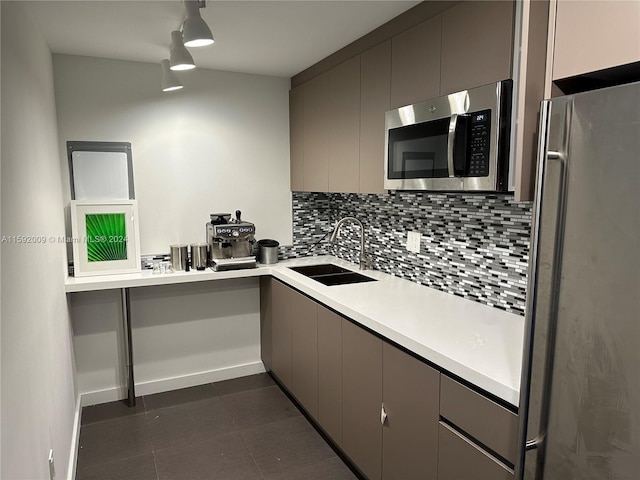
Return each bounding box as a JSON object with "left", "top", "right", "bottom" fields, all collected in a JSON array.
[
  {"left": 170, "top": 244, "right": 189, "bottom": 271},
  {"left": 257, "top": 239, "right": 279, "bottom": 264},
  {"left": 190, "top": 243, "right": 209, "bottom": 270}
]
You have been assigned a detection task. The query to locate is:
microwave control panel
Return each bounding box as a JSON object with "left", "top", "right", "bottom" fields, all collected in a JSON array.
[{"left": 466, "top": 109, "right": 491, "bottom": 177}]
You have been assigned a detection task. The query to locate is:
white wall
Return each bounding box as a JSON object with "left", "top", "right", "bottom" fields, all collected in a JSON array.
[
  {"left": 70, "top": 278, "right": 264, "bottom": 406},
  {"left": 1, "top": 3, "right": 77, "bottom": 479},
  {"left": 53, "top": 54, "right": 293, "bottom": 253},
  {"left": 53, "top": 55, "right": 292, "bottom": 405}
]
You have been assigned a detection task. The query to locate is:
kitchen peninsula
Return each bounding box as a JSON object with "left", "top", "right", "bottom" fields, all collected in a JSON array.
[{"left": 66, "top": 256, "right": 524, "bottom": 407}]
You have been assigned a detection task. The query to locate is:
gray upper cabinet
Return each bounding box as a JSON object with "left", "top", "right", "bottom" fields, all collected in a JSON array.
[
  {"left": 289, "top": 1, "right": 520, "bottom": 194},
  {"left": 552, "top": 0, "right": 640, "bottom": 80},
  {"left": 440, "top": 1, "right": 514, "bottom": 95},
  {"left": 295, "top": 59, "right": 362, "bottom": 193},
  {"left": 382, "top": 342, "right": 439, "bottom": 480},
  {"left": 289, "top": 85, "right": 304, "bottom": 191},
  {"left": 328, "top": 56, "right": 361, "bottom": 193},
  {"left": 359, "top": 40, "right": 391, "bottom": 195},
  {"left": 302, "top": 72, "right": 330, "bottom": 192},
  {"left": 390, "top": 15, "right": 442, "bottom": 109}
]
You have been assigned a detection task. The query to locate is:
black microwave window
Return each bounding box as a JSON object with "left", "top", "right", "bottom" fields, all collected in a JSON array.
[{"left": 387, "top": 117, "right": 450, "bottom": 179}]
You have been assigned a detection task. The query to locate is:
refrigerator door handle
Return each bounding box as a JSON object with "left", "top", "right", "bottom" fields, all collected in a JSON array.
[
  {"left": 515, "top": 98, "right": 570, "bottom": 480},
  {"left": 526, "top": 438, "right": 542, "bottom": 451}
]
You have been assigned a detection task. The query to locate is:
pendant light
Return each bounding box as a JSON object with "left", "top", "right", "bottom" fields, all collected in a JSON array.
[
  {"left": 169, "top": 31, "right": 196, "bottom": 71},
  {"left": 183, "top": 0, "right": 215, "bottom": 47},
  {"left": 160, "top": 59, "right": 183, "bottom": 92}
]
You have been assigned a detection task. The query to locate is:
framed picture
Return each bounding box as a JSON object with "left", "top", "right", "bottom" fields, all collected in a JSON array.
[
  {"left": 67, "top": 141, "right": 135, "bottom": 200},
  {"left": 70, "top": 200, "right": 141, "bottom": 277}
]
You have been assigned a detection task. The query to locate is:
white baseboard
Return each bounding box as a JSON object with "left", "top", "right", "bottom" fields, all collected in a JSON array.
[
  {"left": 80, "top": 361, "right": 266, "bottom": 407},
  {"left": 67, "top": 393, "right": 82, "bottom": 480}
]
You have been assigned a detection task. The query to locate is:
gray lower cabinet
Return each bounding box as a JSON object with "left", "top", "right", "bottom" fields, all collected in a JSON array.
[
  {"left": 342, "top": 318, "right": 383, "bottom": 479},
  {"left": 259, "top": 277, "right": 273, "bottom": 372},
  {"left": 270, "top": 278, "right": 319, "bottom": 416},
  {"left": 440, "top": 375, "right": 519, "bottom": 464},
  {"left": 321, "top": 305, "right": 441, "bottom": 480},
  {"left": 438, "top": 375, "right": 518, "bottom": 479},
  {"left": 438, "top": 422, "right": 514, "bottom": 480},
  {"left": 382, "top": 342, "right": 439, "bottom": 480},
  {"left": 262, "top": 279, "right": 518, "bottom": 480},
  {"left": 270, "top": 279, "right": 293, "bottom": 390},
  {"left": 341, "top": 318, "right": 441, "bottom": 480},
  {"left": 290, "top": 289, "right": 319, "bottom": 418},
  {"left": 317, "top": 305, "right": 343, "bottom": 444}
]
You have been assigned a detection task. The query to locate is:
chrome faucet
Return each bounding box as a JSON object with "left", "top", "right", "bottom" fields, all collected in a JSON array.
[{"left": 329, "top": 216, "right": 370, "bottom": 270}]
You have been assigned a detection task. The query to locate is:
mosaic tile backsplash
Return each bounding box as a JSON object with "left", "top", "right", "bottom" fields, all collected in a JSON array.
[{"left": 287, "top": 191, "right": 533, "bottom": 316}]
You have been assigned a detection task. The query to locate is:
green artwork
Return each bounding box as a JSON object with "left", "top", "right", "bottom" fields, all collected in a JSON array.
[{"left": 85, "top": 213, "right": 128, "bottom": 262}]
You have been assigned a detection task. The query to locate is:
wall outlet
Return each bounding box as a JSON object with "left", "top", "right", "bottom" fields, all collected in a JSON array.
[
  {"left": 406, "top": 231, "right": 421, "bottom": 253},
  {"left": 48, "top": 449, "right": 56, "bottom": 480}
]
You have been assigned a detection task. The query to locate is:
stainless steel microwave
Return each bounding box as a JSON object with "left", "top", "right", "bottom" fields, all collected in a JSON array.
[{"left": 384, "top": 80, "right": 512, "bottom": 192}]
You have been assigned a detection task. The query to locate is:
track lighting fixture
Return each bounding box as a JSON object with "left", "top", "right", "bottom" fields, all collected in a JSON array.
[
  {"left": 169, "top": 30, "right": 196, "bottom": 71},
  {"left": 160, "top": 59, "right": 183, "bottom": 92},
  {"left": 183, "top": 0, "right": 215, "bottom": 47},
  {"left": 161, "top": 2, "right": 216, "bottom": 91}
]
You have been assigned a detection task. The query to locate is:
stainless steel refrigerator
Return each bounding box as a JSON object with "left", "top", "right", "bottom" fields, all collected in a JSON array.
[{"left": 516, "top": 81, "right": 640, "bottom": 480}]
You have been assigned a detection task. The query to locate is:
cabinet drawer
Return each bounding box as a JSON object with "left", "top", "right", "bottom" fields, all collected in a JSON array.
[
  {"left": 438, "top": 422, "right": 514, "bottom": 480},
  {"left": 440, "top": 375, "right": 518, "bottom": 464}
]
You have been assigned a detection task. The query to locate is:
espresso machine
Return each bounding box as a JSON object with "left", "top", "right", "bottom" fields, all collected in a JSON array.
[{"left": 206, "top": 210, "right": 256, "bottom": 271}]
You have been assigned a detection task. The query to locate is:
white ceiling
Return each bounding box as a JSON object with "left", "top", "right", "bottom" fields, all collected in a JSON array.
[{"left": 28, "top": 0, "right": 419, "bottom": 78}]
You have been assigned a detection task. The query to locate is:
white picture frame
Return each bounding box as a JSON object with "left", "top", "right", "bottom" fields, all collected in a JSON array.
[
  {"left": 70, "top": 200, "right": 141, "bottom": 277},
  {"left": 67, "top": 141, "right": 135, "bottom": 200}
]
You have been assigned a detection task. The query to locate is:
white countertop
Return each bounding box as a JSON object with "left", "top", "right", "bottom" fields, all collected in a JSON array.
[{"left": 65, "top": 255, "right": 524, "bottom": 406}]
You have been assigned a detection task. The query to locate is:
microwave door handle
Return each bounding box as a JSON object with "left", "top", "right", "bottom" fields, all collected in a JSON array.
[{"left": 447, "top": 114, "right": 458, "bottom": 177}]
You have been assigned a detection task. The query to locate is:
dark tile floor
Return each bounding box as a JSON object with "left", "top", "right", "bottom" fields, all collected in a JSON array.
[{"left": 76, "top": 374, "right": 358, "bottom": 480}]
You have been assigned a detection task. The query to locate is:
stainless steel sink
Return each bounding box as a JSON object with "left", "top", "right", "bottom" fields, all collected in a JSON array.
[{"left": 289, "top": 264, "right": 377, "bottom": 286}]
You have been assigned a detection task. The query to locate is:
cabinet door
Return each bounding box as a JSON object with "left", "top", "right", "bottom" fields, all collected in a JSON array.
[
  {"left": 440, "top": 1, "right": 514, "bottom": 95},
  {"left": 303, "top": 72, "right": 330, "bottom": 192},
  {"left": 271, "top": 280, "right": 293, "bottom": 390},
  {"left": 440, "top": 375, "right": 518, "bottom": 465},
  {"left": 438, "top": 422, "right": 514, "bottom": 480},
  {"left": 553, "top": 0, "right": 640, "bottom": 80},
  {"left": 328, "top": 56, "right": 361, "bottom": 193},
  {"left": 382, "top": 343, "right": 439, "bottom": 480},
  {"left": 289, "top": 85, "right": 304, "bottom": 191},
  {"left": 259, "top": 277, "right": 273, "bottom": 371},
  {"left": 317, "top": 306, "right": 343, "bottom": 444},
  {"left": 291, "top": 290, "right": 318, "bottom": 418},
  {"left": 342, "top": 319, "right": 383, "bottom": 480},
  {"left": 390, "top": 15, "right": 441, "bottom": 109},
  {"left": 360, "top": 40, "right": 391, "bottom": 195}
]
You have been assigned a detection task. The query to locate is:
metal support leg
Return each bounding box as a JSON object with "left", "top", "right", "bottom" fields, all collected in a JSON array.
[{"left": 120, "top": 288, "right": 136, "bottom": 407}]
